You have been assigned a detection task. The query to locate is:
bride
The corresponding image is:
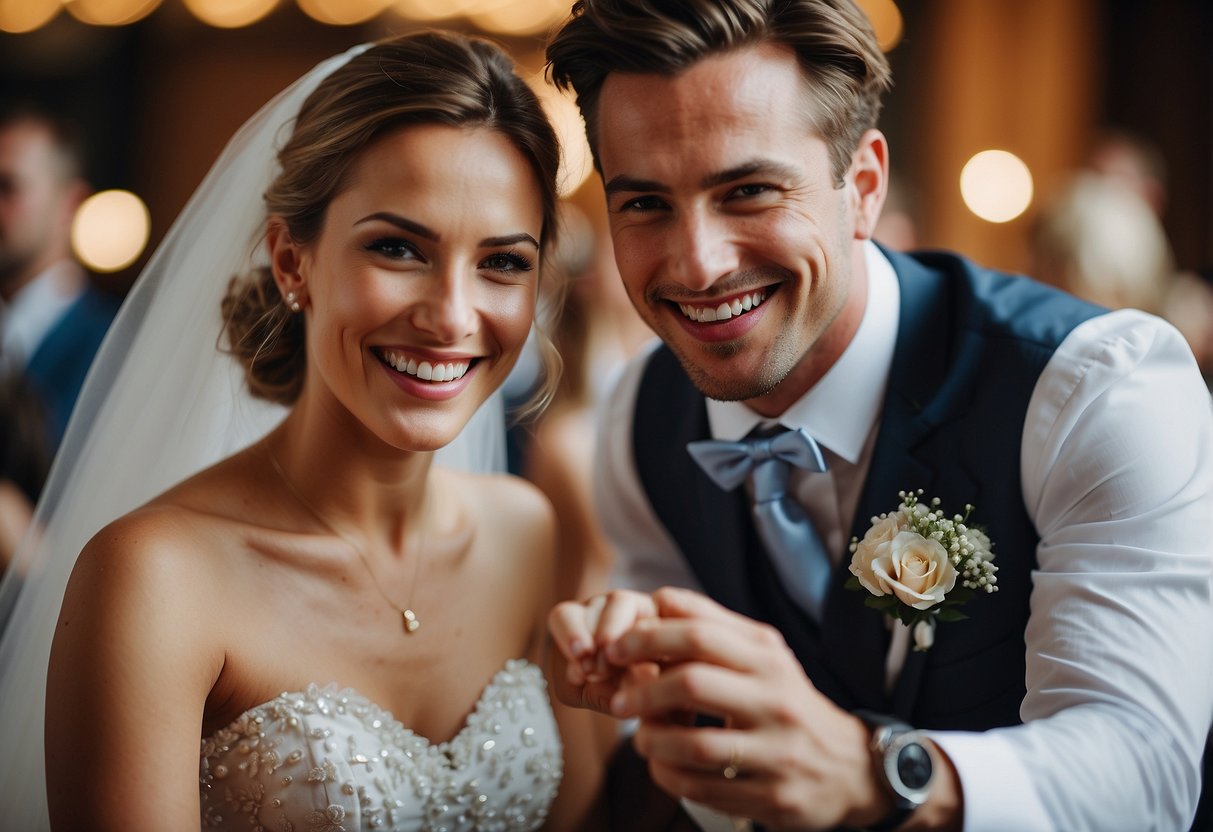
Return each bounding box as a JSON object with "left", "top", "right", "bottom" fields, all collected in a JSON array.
[{"left": 0, "top": 30, "right": 606, "bottom": 830}]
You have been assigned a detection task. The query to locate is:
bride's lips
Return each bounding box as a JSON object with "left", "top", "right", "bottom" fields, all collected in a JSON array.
[
  {"left": 667, "top": 286, "right": 774, "bottom": 343},
  {"left": 374, "top": 347, "right": 480, "bottom": 401}
]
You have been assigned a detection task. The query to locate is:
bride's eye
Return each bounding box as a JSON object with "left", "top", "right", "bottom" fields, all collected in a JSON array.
[
  {"left": 365, "top": 237, "right": 422, "bottom": 261},
  {"left": 480, "top": 251, "right": 534, "bottom": 275}
]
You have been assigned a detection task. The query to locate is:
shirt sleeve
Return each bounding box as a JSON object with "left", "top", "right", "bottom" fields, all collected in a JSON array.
[
  {"left": 594, "top": 342, "right": 705, "bottom": 594},
  {"left": 931, "top": 309, "right": 1213, "bottom": 831}
]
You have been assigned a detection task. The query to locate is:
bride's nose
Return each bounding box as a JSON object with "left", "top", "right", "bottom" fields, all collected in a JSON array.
[{"left": 409, "top": 269, "right": 478, "bottom": 342}]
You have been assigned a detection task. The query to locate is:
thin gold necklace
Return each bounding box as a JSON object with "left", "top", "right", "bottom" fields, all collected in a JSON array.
[{"left": 265, "top": 445, "right": 425, "bottom": 634}]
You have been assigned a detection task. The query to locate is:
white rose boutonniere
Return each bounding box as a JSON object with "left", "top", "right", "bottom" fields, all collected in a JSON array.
[{"left": 847, "top": 490, "right": 998, "bottom": 651}]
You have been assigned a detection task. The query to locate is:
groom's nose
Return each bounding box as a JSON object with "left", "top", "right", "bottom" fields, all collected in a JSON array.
[{"left": 666, "top": 209, "right": 738, "bottom": 292}]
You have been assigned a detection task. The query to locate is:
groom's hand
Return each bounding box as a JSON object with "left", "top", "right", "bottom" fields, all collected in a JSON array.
[{"left": 604, "top": 587, "right": 894, "bottom": 831}]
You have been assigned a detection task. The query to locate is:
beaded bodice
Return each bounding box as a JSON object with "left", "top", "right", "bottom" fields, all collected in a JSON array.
[{"left": 199, "top": 659, "right": 562, "bottom": 831}]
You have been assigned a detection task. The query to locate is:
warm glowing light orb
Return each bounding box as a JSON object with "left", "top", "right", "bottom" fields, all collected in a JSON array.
[
  {"left": 71, "top": 190, "right": 151, "bottom": 273},
  {"left": 391, "top": 0, "right": 476, "bottom": 22},
  {"left": 65, "top": 0, "right": 162, "bottom": 26},
  {"left": 297, "top": 0, "right": 391, "bottom": 25},
  {"left": 182, "top": 0, "right": 278, "bottom": 28},
  {"left": 529, "top": 77, "right": 593, "bottom": 197},
  {"left": 472, "top": 0, "right": 566, "bottom": 36},
  {"left": 0, "top": 0, "right": 60, "bottom": 33},
  {"left": 855, "top": 0, "right": 904, "bottom": 52},
  {"left": 960, "top": 150, "right": 1034, "bottom": 224}
]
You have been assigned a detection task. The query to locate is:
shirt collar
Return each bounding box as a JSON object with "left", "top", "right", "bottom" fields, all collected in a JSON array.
[
  {"left": 0, "top": 260, "right": 85, "bottom": 366},
  {"left": 705, "top": 241, "right": 900, "bottom": 463}
]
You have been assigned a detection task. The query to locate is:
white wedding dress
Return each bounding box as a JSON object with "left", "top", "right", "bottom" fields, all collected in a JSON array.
[{"left": 199, "top": 659, "right": 562, "bottom": 831}]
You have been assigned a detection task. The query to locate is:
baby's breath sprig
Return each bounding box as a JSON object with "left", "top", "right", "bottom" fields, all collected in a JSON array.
[{"left": 846, "top": 489, "right": 998, "bottom": 651}]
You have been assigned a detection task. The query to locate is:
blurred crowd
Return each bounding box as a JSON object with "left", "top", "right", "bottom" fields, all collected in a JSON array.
[{"left": 1027, "top": 130, "right": 1213, "bottom": 387}]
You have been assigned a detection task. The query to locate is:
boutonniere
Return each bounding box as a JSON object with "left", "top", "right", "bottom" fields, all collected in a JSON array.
[{"left": 846, "top": 490, "right": 998, "bottom": 651}]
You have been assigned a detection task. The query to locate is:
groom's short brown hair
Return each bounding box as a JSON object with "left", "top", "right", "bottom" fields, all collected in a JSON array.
[{"left": 546, "top": 0, "right": 892, "bottom": 184}]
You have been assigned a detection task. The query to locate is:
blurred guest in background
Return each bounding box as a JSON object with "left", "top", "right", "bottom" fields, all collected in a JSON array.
[
  {"left": 1030, "top": 170, "right": 1174, "bottom": 315},
  {"left": 1087, "top": 128, "right": 1169, "bottom": 220},
  {"left": 0, "top": 104, "right": 120, "bottom": 455},
  {"left": 1032, "top": 129, "right": 1213, "bottom": 389},
  {"left": 0, "top": 104, "right": 119, "bottom": 576}
]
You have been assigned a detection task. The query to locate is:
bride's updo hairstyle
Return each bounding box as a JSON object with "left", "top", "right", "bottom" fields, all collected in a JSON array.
[{"left": 223, "top": 31, "right": 562, "bottom": 408}]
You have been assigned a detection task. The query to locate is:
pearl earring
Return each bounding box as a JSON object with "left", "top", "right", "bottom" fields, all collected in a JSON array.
[{"left": 285, "top": 291, "right": 302, "bottom": 313}]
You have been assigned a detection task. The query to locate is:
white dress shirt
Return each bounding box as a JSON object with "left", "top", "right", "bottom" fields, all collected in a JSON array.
[
  {"left": 0, "top": 260, "right": 85, "bottom": 370},
  {"left": 595, "top": 242, "right": 1213, "bottom": 831}
]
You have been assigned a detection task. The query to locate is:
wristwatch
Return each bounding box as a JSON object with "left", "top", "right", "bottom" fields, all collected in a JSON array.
[{"left": 854, "top": 711, "right": 934, "bottom": 831}]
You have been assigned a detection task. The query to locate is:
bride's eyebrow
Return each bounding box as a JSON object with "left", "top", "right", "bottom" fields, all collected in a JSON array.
[
  {"left": 481, "top": 233, "right": 539, "bottom": 249},
  {"left": 355, "top": 211, "right": 437, "bottom": 240}
]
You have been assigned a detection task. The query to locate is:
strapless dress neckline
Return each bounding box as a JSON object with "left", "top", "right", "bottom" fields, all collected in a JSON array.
[{"left": 199, "top": 658, "right": 562, "bottom": 831}]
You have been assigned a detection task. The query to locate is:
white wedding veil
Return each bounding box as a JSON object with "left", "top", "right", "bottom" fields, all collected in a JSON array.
[{"left": 0, "top": 42, "right": 507, "bottom": 827}]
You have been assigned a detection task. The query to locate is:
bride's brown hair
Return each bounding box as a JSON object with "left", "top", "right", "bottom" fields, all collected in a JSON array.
[{"left": 222, "top": 31, "right": 562, "bottom": 409}]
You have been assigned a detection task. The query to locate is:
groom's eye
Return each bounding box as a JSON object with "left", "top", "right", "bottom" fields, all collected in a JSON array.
[
  {"left": 730, "top": 183, "right": 773, "bottom": 198},
  {"left": 618, "top": 195, "right": 668, "bottom": 213}
]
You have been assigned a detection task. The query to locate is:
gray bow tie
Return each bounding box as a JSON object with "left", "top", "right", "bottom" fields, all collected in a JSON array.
[{"left": 687, "top": 426, "right": 832, "bottom": 621}]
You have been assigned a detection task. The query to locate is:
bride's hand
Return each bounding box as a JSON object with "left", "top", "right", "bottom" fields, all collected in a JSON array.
[{"left": 547, "top": 589, "right": 660, "bottom": 714}]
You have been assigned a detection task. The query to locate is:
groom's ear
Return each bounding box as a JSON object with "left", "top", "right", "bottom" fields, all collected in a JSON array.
[
  {"left": 847, "top": 128, "right": 889, "bottom": 241},
  {"left": 266, "top": 216, "right": 308, "bottom": 300}
]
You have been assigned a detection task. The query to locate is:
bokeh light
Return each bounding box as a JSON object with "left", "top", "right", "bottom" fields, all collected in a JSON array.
[
  {"left": 391, "top": 0, "right": 476, "bottom": 23},
  {"left": 960, "top": 149, "right": 1034, "bottom": 224},
  {"left": 65, "top": 0, "right": 162, "bottom": 26},
  {"left": 0, "top": 0, "right": 60, "bottom": 33},
  {"left": 297, "top": 0, "right": 391, "bottom": 25},
  {"left": 71, "top": 190, "right": 151, "bottom": 273},
  {"left": 530, "top": 76, "right": 593, "bottom": 197},
  {"left": 182, "top": 0, "right": 278, "bottom": 28},
  {"left": 855, "top": 0, "right": 903, "bottom": 52},
  {"left": 471, "top": 0, "right": 567, "bottom": 36}
]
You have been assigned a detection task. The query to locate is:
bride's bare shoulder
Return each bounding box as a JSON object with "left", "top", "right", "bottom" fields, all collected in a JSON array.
[
  {"left": 439, "top": 468, "right": 555, "bottom": 546},
  {"left": 76, "top": 450, "right": 269, "bottom": 583}
]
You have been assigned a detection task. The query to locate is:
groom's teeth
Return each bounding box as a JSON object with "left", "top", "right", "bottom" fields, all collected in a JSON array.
[
  {"left": 678, "top": 290, "right": 767, "bottom": 323},
  {"left": 382, "top": 351, "right": 470, "bottom": 383}
]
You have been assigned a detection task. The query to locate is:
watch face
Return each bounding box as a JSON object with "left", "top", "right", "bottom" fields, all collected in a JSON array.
[{"left": 896, "top": 741, "right": 933, "bottom": 791}]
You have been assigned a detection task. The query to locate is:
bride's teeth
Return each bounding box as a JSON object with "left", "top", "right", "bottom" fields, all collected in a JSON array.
[{"left": 384, "top": 350, "right": 471, "bottom": 383}]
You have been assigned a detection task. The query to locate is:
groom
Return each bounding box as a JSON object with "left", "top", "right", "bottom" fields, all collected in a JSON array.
[{"left": 546, "top": 1, "right": 1213, "bottom": 830}]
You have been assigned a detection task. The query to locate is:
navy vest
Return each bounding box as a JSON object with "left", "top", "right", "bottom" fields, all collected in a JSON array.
[
  {"left": 26, "top": 283, "right": 120, "bottom": 447},
  {"left": 632, "top": 248, "right": 1103, "bottom": 729}
]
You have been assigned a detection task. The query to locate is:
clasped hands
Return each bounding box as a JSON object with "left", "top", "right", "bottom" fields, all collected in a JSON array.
[{"left": 548, "top": 587, "right": 893, "bottom": 831}]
